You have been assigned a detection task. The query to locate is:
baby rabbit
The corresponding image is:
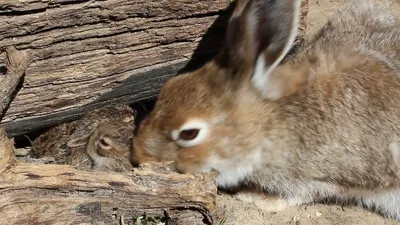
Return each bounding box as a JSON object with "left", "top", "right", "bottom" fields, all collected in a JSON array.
[
  {"left": 133, "top": 0, "right": 400, "bottom": 221},
  {"left": 83, "top": 119, "right": 134, "bottom": 172},
  {"left": 32, "top": 104, "right": 135, "bottom": 172}
]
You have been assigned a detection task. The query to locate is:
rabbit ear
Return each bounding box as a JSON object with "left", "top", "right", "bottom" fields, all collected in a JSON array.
[
  {"left": 66, "top": 134, "right": 90, "bottom": 148},
  {"left": 220, "top": 0, "right": 302, "bottom": 99}
]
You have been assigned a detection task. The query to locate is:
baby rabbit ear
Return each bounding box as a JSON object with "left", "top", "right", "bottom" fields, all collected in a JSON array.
[
  {"left": 220, "top": 0, "right": 302, "bottom": 99},
  {"left": 66, "top": 134, "right": 90, "bottom": 148}
]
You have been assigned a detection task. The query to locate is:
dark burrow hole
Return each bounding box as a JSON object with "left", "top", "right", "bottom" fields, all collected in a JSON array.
[{"left": 0, "top": 66, "right": 7, "bottom": 75}]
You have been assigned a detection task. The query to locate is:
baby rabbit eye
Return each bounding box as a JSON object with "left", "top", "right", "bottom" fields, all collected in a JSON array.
[
  {"left": 98, "top": 137, "right": 112, "bottom": 150},
  {"left": 179, "top": 129, "right": 200, "bottom": 140},
  {"left": 99, "top": 138, "right": 109, "bottom": 147}
]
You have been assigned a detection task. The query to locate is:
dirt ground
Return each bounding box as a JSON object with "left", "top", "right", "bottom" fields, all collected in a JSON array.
[{"left": 216, "top": 0, "right": 400, "bottom": 225}]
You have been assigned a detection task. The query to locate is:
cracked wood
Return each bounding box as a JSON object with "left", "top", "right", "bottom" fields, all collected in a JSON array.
[
  {"left": 0, "top": 0, "right": 233, "bottom": 136},
  {"left": 0, "top": 127, "right": 219, "bottom": 225}
]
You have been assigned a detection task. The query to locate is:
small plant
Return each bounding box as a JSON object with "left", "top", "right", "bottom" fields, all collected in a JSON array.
[
  {"left": 134, "top": 214, "right": 165, "bottom": 225},
  {"left": 219, "top": 216, "right": 228, "bottom": 225}
]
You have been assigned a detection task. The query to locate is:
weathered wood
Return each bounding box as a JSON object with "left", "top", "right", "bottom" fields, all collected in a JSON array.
[
  {"left": 0, "top": 128, "right": 219, "bottom": 225},
  {"left": 0, "top": 127, "right": 15, "bottom": 172},
  {"left": 0, "top": 163, "right": 218, "bottom": 224},
  {"left": 5, "top": 60, "right": 188, "bottom": 136},
  {"left": 0, "top": 0, "right": 234, "bottom": 137},
  {"left": 0, "top": 47, "right": 33, "bottom": 118}
]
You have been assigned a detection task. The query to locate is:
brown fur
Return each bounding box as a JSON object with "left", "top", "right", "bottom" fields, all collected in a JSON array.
[
  {"left": 133, "top": 0, "right": 400, "bottom": 220},
  {"left": 85, "top": 121, "right": 134, "bottom": 172},
  {"left": 32, "top": 104, "right": 135, "bottom": 172}
]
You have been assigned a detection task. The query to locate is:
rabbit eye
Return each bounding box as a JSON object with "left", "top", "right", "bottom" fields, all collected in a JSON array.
[
  {"left": 179, "top": 129, "right": 200, "bottom": 141},
  {"left": 173, "top": 119, "right": 209, "bottom": 148},
  {"left": 99, "top": 138, "right": 112, "bottom": 149},
  {"left": 99, "top": 139, "right": 108, "bottom": 146}
]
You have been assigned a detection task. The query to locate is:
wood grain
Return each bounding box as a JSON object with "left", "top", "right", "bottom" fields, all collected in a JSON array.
[
  {"left": 0, "top": 163, "right": 218, "bottom": 224},
  {"left": 0, "top": 47, "right": 33, "bottom": 118},
  {"left": 0, "top": 127, "right": 219, "bottom": 224},
  {"left": 0, "top": 0, "right": 234, "bottom": 137}
]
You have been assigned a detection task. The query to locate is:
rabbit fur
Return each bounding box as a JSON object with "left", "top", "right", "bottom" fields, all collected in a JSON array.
[
  {"left": 32, "top": 104, "right": 135, "bottom": 172},
  {"left": 133, "top": 0, "right": 400, "bottom": 221}
]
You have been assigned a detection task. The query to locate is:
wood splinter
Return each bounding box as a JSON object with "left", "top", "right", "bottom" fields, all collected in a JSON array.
[{"left": 0, "top": 127, "right": 16, "bottom": 173}]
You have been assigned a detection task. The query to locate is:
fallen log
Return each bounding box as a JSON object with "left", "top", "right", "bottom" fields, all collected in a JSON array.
[{"left": 0, "top": 128, "right": 219, "bottom": 225}]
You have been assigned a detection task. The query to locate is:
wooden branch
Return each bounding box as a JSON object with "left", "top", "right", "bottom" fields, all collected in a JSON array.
[
  {"left": 0, "top": 127, "right": 15, "bottom": 173},
  {"left": 0, "top": 129, "right": 219, "bottom": 224},
  {"left": 0, "top": 47, "right": 33, "bottom": 118},
  {"left": 0, "top": 0, "right": 234, "bottom": 137}
]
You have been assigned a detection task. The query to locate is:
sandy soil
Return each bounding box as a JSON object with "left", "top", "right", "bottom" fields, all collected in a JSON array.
[
  {"left": 216, "top": 1, "right": 400, "bottom": 225},
  {"left": 217, "top": 194, "right": 399, "bottom": 225}
]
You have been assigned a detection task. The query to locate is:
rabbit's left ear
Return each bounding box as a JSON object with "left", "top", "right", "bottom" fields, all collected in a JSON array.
[
  {"left": 66, "top": 135, "right": 90, "bottom": 148},
  {"left": 219, "top": 0, "right": 303, "bottom": 99}
]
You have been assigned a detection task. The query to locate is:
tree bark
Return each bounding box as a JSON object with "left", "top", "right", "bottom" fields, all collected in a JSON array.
[
  {"left": 0, "top": 127, "right": 219, "bottom": 225},
  {"left": 0, "top": 128, "right": 16, "bottom": 173},
  {"left": 0, "top": 0, "right": 234, "bottom": 137},
  {"left": 0, "top": 47, "right": 33, "bottom": 118}
]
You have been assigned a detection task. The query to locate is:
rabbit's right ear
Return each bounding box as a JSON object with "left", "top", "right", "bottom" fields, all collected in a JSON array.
[{"left": 219, "top": 0, "right": 303, "bottom": 100}]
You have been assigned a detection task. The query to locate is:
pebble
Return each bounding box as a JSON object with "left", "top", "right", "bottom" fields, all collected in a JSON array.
[
  {"left": 315, "top": 211, "right": 322, "bottom": 217},
  {"left": 14, "top": 147, "right": 32, "bottom": 156},
  {"left": 292, "top": 216, "right": 300, "bottom": 225}
]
